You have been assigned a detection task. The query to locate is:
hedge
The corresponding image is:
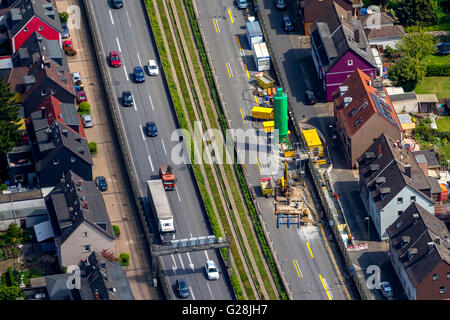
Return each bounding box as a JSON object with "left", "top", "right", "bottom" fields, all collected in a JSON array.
[
  {"left": 425, "top": 64, "right": 450, "bottom": 76},
  {"left": 88, "top": 142, "right": 97, "bottom": 155},
  {"left": 6, "top": 268, "right": 16, "bottom": 287},
  {"left": 119, "top": 253, "right": 130, "bottom": 267},
  {"left": 112, "top": 225, "right": 120, "bottom": 236}
]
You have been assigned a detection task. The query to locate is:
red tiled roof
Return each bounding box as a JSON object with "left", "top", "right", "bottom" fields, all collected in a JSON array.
[{"left": 334, "top": 68, "right": 402, "bottom": 138}]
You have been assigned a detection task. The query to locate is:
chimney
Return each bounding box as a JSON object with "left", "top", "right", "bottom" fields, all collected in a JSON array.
[
  {"left": 435, "top": 237, "right": 441, "bottom": 245},
  {"left": 95, "top": 289, "right": 99, "bottom": 300},
  {"left": 78, "top": 180, "right": 82, "bottom": 186},
  {"left": 378, "top": 144, "right": 382, "bottom": 156},
  {"left": 41, "top": 107, "right": 46, "bottom": 119},
  {"left": 397, "top": 140, "right": 401, "bottom": 148},
  {"left": 428, "top": 242, "right": 435, "bottom": 251},
  {"left": 404, "top": 165, "right": 412, "bottom": 178},
  {"left": 84, "top": 201, "right": 88, "bottom": 210},
  {"left": 354, "top": 29, "right": 359, "bottom": 43}
]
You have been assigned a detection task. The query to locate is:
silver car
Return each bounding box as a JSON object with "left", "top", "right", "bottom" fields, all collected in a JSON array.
[
  {"left": 81, "top": 114, "right": 93, "bottom": 128},
  {"left": 61, "top": 22, "right": 70, "bottom": 39}
]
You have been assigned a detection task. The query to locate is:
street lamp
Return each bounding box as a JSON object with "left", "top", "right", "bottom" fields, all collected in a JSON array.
[{"left": 365, "top": 216, "right": 370, "bottom": 241}]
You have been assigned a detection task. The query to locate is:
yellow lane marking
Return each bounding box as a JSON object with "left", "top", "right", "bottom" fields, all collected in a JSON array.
[
  {"left": 256, "top": 156, "right": 262, "bottom": 174},
  {"left": 240, "top": 108, "right": 246, "bottom": 124},
  {"left": 213, "top": 18, "right": 219, "bottom": 33},
  {"left": 319, "top": 274, "right": 332, "bottom": 300},
  {"left": 226, "top": 62, "right": 232, "bottom": 78},
  {"left": 235, "top": 35, "right": 242, "bottom": 50},
  {"left": 228, "top": 8, "right": 234, "bottom": 24},
  {"left": 306, "top": 241, "right": 314, "bottom": 259},
  {"left": 244, "top": 64, "right": 250, "bottom": 78},
  {"left": 254, "top": 95, "right": 259, "bottom": 106},
  {"left": 293, "top": 260, "right": 302, "bottom": 279},
  {"left": 318, "top": 223, "right": 352, "bottom": 300}
]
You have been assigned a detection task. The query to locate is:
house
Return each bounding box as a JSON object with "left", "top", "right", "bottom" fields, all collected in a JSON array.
[
  {"left": 5, "top": 0, "right": 63, "bottom": 53},
  {"left": 359, "top": 11, "right": 405, "bottom": 49},
  {"left": 28, "top": 107, "right": 92, "bottom": 188},
  {"left": 7, "top": 143, "right": 36, "bottom": 187},
  {"left": 44, "top": 171, "right": 115, "bottom": 267},
  {"left": 386, "top": 202, "right": 450, "bottom": 300},
  {"left": 333, "top": 68, "right": 402, "bottom": 168},
  {"left": 309, "top": 2, "right": 377, "bottom": 101},
  {"left": 358, "top": 133, "right": 441, "bottom": 240},
  {"left": 412, "top": 150, "right": 440, "bottom": 178},
  {"left": 300, "top": 0, "right": 361, "bottom": 36}
]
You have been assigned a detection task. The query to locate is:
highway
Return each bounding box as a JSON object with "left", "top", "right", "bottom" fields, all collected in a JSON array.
[
  {"left": 89, "top": 0, "right": 234, "bottom": 300},
  {"left": 193, "top": 0, "right": 353, "bottom": 299}
]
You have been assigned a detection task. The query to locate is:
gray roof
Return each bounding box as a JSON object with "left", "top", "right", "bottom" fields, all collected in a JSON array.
[
  {"left": 397, "top": 113, "right": 413, "bottom": 124},
  {"left": 386, "top": 202, "right": 450, "bottom": 288},
  {"left": 387, "top": 92, "right": 418, "bottom": 103},
  {"left": 59, "top": 103, "right": 79, "bottom": 127},
  {"left": 412, "top": 150, "right": 440, "bottom": 169},
  {"left": 45, "top": 273, "right": 74, "bottom": 300}
]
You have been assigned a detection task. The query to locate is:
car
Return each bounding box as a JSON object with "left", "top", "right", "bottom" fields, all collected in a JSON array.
[
  {"left": 76, "top": 90, "right": 87, "bottom": 104},
  {"left": 61, "top": 22, "right": 70, "bottom": 39},
  {"left": 379, "top": 281, "right": 393, "bottom": 299},
  {"left": 236, "top": 0, "right": 248, "bottom": 9},
  {"left": 304, "top": 90, "right": 317, "bottom": 105},
  {"left": 63, "top": 40, "right": 73, "bottom": 51},
  {"left": 112, "top": 0, "right": 123, "bottom": 9},
  {"left": 81, "top": 114, "right": 93, "bottom": 128},
  {"left": 282, "top": 16, "right": 293, "bottom": 32},
  {"left": 147, "top": 59, "right": 159, "bottom": 76},
  {"left": 122, "top": 90, "right": 134, "bottom": 107},
  {"left": 275, "top": 0, "right": 287, "bottom": 10},
  {"left": 205, "top": 260, "right": 219, "bottom": 280},
  {"left": 109, "top": 51, "right": 121, "bottom": 68},
  {"left": 71, "top": 72, "right": 82, "bottom": 85},
  {"left": 134, "top": 66, "right": 145, "bottom": 83},
  {"left": 175, "top": 279, "right": 189, "bottom": 298},
  {"left": 95, "top": 176, "right": 108, "bottom": 192},
  {"left": 145, "top": 121, "right": 158, "bottom": 137}
]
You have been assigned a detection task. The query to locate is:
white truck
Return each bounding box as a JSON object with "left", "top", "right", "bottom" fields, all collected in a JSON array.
[
  {"left": 246, "top": 19, "right": 263, "bottom": 50},
  {"left": 253, "top": 42, "right": 270, "bottom": 72},
  {"left": 147, "top": 180, "right": 175, "bottom": 243}
]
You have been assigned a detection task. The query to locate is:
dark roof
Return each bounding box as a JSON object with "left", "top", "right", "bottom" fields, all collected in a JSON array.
[
  {"left": 412, "top": 150, "right": 440, "bottom": 169},
  {"left": 79, "top": 252, "right": 134, "bottom": 300},
  {"left": 386, "top": 202, "right": 450, "bottom": 288},
  {"left": 364, "top": 25, "right": 405, "bottom": 40},
  {"left": 45, "top": 273, "right": 76, "bottom": 300},
  {"left": 45, "top": 171, "right": 115, "bottom": 247},
  {"left": 358, "top": 134, "right": 436, "bottom": 210},
  {"left": 302, "top": 0, "right": 353, "bottom": 25},
  {"left": 388, "top": 92, "right": 418, "bottom": 103},
  {"left": 59, "top": 103, "right": 79, "bottom": 127},
  {"left": 309, "top": 2, "right": 377, "bottom": 73}
]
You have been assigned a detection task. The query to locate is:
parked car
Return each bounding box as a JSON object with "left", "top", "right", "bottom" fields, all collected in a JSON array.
[
  {"left": 236, "top": 0, "right": 248, "bottom": 9},
  {"left": 76, "top": 90, "right": 87, "bottom": 104},
  {"left": 81, "top": 114, "right": 93, "bottom": 128},
  {"left": 379, "top": 281, "right": 393, "bottom": 299},
  {"left": 112, "top": 0, "right": 123, "bottom": 9},
  {"left": 205, "top": 260, "right": 219, "bottom": 280},
  {"left": 175, "top": 279, "right": 189, "bottom": 298},
  {"left": 63, "top": 40, "right": 73, "bottom": 51},
  {"left": 275, "top": 0, "right": 287, "bottom": 10},
  {"left": 304, "top": 90, "right": 317, "bottom": 105},
  {"left": 134, "top": 66, "right": 145, "bottom": 83},
  {"left": 147, "top": 59, "right": 159, "bottom": 76},
  {"left": 282, "top": 16, "right": 293, "bottom": 32},
  {"left": 95, "top": 176, "right": 108, "bottom": 192},
  {"left": 61, "top": 22, "right": 70, "bottom": 39},
  {"left": 145, "top": 121, "right": 158, "bottom": 137},
  {"left": 109, "top": 51, "right": 121, "bottom": 68},
  {"left": 71, "top": 72, "right": 82, "bottom": 85},
  {"left": 122, "top": 90, "right": 134, "bottom": 107}
]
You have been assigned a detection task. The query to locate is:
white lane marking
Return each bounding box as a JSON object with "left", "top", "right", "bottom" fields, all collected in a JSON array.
[
  {"left": 149, "top": 95, "right": 155, "bottom": 111},
  {"left": 189, "top": 233, "right": 193, "bottom": 238},
  {"left": 139, "top": 125, "right": 145, "bottom": 141},
  {"left": 161, "top": 140, "right": 167, "bottom": 155},
  {"left": 115, "top": 37, "right": 121, "bottom": 52},
  {"left": 148, "top": 155, "right": 154, "bottom": 172},
  {"left": 109, "top": 10, "right": 114, "bottom": 25},
  {"left": 178, "top": 254, "right": 185, "bottom": 270},
  {"left": 204, "top": 251, "right": 209, "bottom": 261},
  {"left": 175, "top": 187, "right": 181, "bottom": 202},
  {"left": 137, "top": 52, "right": 142, "bottom": 67},
  {"left": 186, "top": 253, "right": 194, "bottom": 271},
  {"left": 294, "top": 259, "right": 303, "bottom": 278},
  {"left": 126, "top": 10, "right": 131, "bottom": 27},
  {"left": 323, "top": 277, "right": 333, "bottom": 299},
  {"left": 124, "top": 66, "right": 129, "bottom": 81},
  {"left": 134, "top": 102, "right": 137, "bottom": 111},
  {"left": 189, "top": 287, "right": 196, "bottom": 300},
  {"left": 171, "top": 255, "right": 177, "bottom": 273},
  {"left": 206, "top": 283, "right": 214, "bottom": 300}
]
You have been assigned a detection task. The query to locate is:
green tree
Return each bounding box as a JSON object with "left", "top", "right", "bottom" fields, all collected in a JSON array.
[
  {"left": 88, "top": 142, "right": 97, "bottom": 155},
  {"left": 388, "top": 55, "right": 425, "bottom": 91},
  {"left": 396, "top": 28, "right": 436, "bottom": 60},
  {"left": 0, "top": 80, "right": 21, "bottom": 158},
  {"left": 395, "top": 0, "right": 438, "bottom": 26},
  {"left": 59, "top": 12, "right": 69, "bottom": 23},
  {"left": 0, "top": 285, "right": 22, "bottom": 300},
  {"left": 77, "top": 102, "right": 91, "bottom": 115},
  {"left": 6, "top": 223, "right": 22, "bottom": 240},
  {"left": 119, "top": 253, "right": 130, "bottom": 267}
]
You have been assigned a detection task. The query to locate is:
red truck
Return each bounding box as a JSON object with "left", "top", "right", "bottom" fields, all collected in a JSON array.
[{"left": 159, "top": 165, "right": 176, "bottom": 191}]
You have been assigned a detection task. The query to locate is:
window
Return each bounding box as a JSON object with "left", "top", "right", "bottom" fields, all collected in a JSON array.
[
  {"left": 71, "top": 157, "right": 76, "bottom": 163},
  {"left": 83, "top": 245, "right": 91, "bottom": 252},
  {"left": 440, "top": 286, "right": 446, "bottom": 294},
  {"left": 398, "top": 211, "right": 403, "bottom": 216},
  {"left": 83, "top": 232, "right": 88, "bottom": 238},
  {"left": 38, "top": 26, "right": 43, "bottom": 31},
  {"left": 433, "top": 274, "right": 438, "bottom": 280},
  {"left": 397, "top": 197, "right": 403, "bottom": 204},
  {"left": 410, "top": 196, "right": 416, "bottom": 203},
  {"left": 24, "top": 27, "right": 28, "bottom": 32},
  {"left": 53, "top": 159, "right": 59, "bottom": 165},
  {"left": 41, "top": 89, "right": 50, "bottom": 96},
  {"left": 447, "top": 272, "right": 450, "bottom": 279},
  {"left": 348, "top": 60, "right": 353, "bottom": 66}
]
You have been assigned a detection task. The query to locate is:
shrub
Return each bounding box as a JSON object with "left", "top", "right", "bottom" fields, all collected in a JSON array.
[
  {"left": 77, "top": 102, "right": 91, "bottom": 115},
  {"left": 59, "top": 12, "right": 69, "bottom": 23},
  {"left": 88, "top": 142, "right": 97, "bottom": 155},
  {"left": 6, "top": 268, "right": 16, "bottom": 287},
  {"left": 64, "top": 47, "right": 77, "bottom": 56},
  {"left": 425, "top": 64, "right": 450, "bottom": 76},
  {"left": 0, "top": 286, "right": 22, "bottom": 300},
  {"left": 112, "top": 225, "right": 120, "bottom": 236},
  {"left": 119, "top": 253, "right": 130, "bottom": 267},
  {"left": 0, "top": 183, "right": 6, "bottom": 191},
  {"left": 61, "top": 266, "right": 67, "bottom": 273}
]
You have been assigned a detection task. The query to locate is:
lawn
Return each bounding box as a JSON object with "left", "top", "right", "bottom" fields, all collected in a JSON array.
[
  {"left": 422, "top": 54, "right": 450, "bottom": 66},
  {"left": 437, "top": 116, "right": 450, "bottom": 132},
  {"left": 415, "top": 76, "right": 450, "bottom": 99},
  {"left": 442, "top": 141, "right": 450, "bottom": 160}
]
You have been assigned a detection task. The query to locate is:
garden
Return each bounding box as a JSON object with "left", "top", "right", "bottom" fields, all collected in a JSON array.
[{"left": 414, "top": 115, "right": 450, "bottom": 163}]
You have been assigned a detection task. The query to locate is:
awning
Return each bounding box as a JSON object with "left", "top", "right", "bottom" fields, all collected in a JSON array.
[{"left": 34, "top": 220, "right": 55, "bottom": 242}]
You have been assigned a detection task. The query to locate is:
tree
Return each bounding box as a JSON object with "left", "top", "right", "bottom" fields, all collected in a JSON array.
[
  {"left": 0, "top": 80, "right": 21, "bottom": 158},
  {"left": 0, "top": 285, "right": 22, "bottom": 300},
  {"left": 6, "top": 223, "right": 22, "bottom": 241},
  {"left": 59, "top": 12, "right": 69, "bottom": 23},
  {"left": 395, "top": 0, "right": 438, "bottom": 26},
  {"left": 119, "top": 253, "right": 130, "bottom": 267},
  {"left": 88, "top": 142, "right": 97, "bottom": 155},
  {"left": 388, "top": 55, "right": 425, "bottom": 91},
  {"left": 396, "top": 28, "right": 436, "bottom": 60},
  {"left": 77, "top": 102, "right": 91, "bottom": 115}
]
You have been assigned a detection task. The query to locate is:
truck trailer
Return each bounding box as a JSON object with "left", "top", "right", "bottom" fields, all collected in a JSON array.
[
  {"left": 246, "top": 20, "right": 263, "bottom": 50},
  {"left": 147, "top": 179, "right": 175, "bottom": 243},
  {"left": 253, "top": 42, "right": 270, "bottom": 72}
]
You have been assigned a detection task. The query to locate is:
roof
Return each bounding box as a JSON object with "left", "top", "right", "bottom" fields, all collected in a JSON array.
[
  {"left": 388, "top": 92, "right": 418, "bottom": 103},
  {"left": 412, "top": 150, "right": 440, "bottom": 169},
  {"left": 246, "top": 20, "right": 262, "bottom": 37},
  {"left": 359, "top": 12, "right": 396, "bottom": 28},
  {"left": 417, "top": 94, "right": 439, "bottom": 104},
  {"left": 364, "top": 25, "right": 405, "bottom": 40},
  {"left": 44, "top": 273, "right": 75, "bottom": 300},
  {"left": 386, "top": 202, "right": 450, "bottom": 288},
  {"left": 358, "top": 134, "right": 436, "bottom": 210},
  {"left": 333, "top": 69, "right": 402, "bottom": 138},
  {"left": 45, "top": 171, "right": 115, "bottom": 247},
  {"left": 302, "top": 0, "right": 353, "bottom": 25},
  {"left": 309, "top": 2, "right": 377, "bottom": 73},
  {"left": 397, "top": 113, "right": 413, "bottom": 124},
  {"left": 302, "top": 129, "right": 322, "bottom": 147}
]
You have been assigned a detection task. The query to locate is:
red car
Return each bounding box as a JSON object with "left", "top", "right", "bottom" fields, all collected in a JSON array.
[
  {"left": 109, "top": 51, "right": 121, "bottom": 68},
  {"left": 63, "top": 40, "right": 73, "bottom": 51},
  {"left": 76, "top": 90, "right": 87, "bottom": 104}
]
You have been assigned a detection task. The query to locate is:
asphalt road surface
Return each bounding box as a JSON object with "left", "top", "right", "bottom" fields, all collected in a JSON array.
[{"left": 89, "top": 0, "right": 234, "bottom": 300}]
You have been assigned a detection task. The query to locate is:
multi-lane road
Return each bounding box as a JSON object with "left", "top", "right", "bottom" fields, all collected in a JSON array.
[{"left": 89, "top": 0, "right": 233, "bottom": 300}]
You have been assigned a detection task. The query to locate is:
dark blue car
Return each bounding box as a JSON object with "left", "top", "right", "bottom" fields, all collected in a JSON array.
[
  {"left": 95, "top": 176, "right": 108, "bottom": 192},
  {"left": 134, "top": 66, "right": 145, "bottom": 83},
  {"left": 176, "top": 279, "right": 189, "bottom": 298},
  {"left": 146, "top": 121, "right": 158, "bottom": 137}
]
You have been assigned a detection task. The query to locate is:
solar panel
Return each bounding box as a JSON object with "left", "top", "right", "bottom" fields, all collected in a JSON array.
[{"left": 371, "top": 93, "right": 399, "bottom": 128}]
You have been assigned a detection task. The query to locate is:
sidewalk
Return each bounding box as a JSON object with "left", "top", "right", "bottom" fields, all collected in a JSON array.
[{"left": 55, "top": 0, "right": 162, "bottom": 300}]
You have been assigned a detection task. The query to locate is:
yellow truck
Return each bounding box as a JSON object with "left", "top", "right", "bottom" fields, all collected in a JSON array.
[
  {"left": 302, "top": 129, "right": 324, "bottom": 158},
  {"left": 252, "top": 106, "right": 273, "bottom": 120},
  {"left": 263, "top": 120, "right": 274, "bottom": 133},
  {"left": 260, "top": 177, "right": 273, "bottom": 197}
]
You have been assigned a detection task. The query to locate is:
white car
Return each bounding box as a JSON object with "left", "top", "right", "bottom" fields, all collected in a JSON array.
[
  {"left": 205, "top": 260, "right": 219, "bottom": 280},
  {"left": 379, "top": 281, "right": 393, "bottom": 299},
  {"left": 147, "top": 59, "right": 159, "bottom": 76},
  {"left": 71, "top": 72, "right": 81, "bottom": 84},
  {"left": 81, "top": 114, "right": 93, "bottom": 128}
]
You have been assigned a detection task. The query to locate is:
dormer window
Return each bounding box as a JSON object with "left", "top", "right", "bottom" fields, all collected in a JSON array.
[
  {"left": 410, "top": 196, "right": 416, "bottom": 203},
  {"left": 38, "top": 26, "right": 43, "bottom": 31},
  {"left": 24, "top": 27, "right": 28, "bottom": 32},
  {"left": 433, "top": 274, "right": 438, "bottom": 280},
  {"left": 53, "top": 159, "right": 59, "bottom": 165},
  {"left": 41, "top": 89, "right": 50, "bottom": 96},
  {"left": 397, "top": 197, "right": 403, "bottom": 204},
  {"left": 348, "top": 60, "right": 353, "bottom": 66}
]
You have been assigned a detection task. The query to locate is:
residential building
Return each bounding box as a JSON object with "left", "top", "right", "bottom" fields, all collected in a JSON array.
[
  {"left": 44, "top": 171, "right": 115, "bottom": 267},
  {"left": 358, "top": 133, "right": 441, "bottom": 240},
  {"left": 386, "top": 202, "right": 450, "bottom": 300},
  {"left": 412, "top": 150, "right": 440, "bottom": 178},
  {"left": 333, "top": 68, "right": 402, "bottom": 167},
  {"left": 7, "top": 143, "right": 36, "bottom": 187},
  {"left": 359, "top": 11, "right": 405, "bottom": 49},
  {"left": 309, "top": 2, "right": 377, "bottom": 101}
]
